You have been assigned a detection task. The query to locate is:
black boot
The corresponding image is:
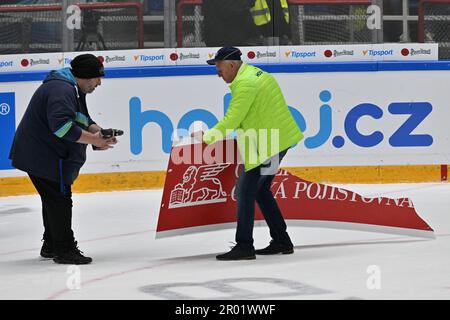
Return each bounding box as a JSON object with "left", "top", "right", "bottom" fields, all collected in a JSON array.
[
  {"left": 53, "top": 241, "right": 92, "bottom": 265},
  {"left": 40, "top": 240, "right": 54, "bottom": 259},
  {"left": 255, "top": 240, "right": 294, "bottom": 255},
  {"left": 216, "top": 244, "right": 256, "bottom": 261}
]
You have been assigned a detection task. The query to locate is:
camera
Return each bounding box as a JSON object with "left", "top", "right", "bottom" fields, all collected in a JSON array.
[
  {"left": 101, "top": 128, "right": 124, "bottom": 139},
  {"left": 92, "top": 128, "right": 123, "bottom": 150}
]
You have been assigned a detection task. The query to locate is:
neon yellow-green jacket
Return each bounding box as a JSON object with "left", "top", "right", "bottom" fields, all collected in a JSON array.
[{"left": 203, "top": 63, "right": 303, "bottom": 171}]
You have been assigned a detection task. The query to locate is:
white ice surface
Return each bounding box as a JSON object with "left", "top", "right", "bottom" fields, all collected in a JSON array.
[{"left": 0, "top": 183, "right": 449, "bottom": 300}]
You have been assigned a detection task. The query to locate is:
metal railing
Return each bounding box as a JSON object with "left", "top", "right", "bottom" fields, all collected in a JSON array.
[{"left": 0, "top": 1, "right": 145, "bottom": 52}]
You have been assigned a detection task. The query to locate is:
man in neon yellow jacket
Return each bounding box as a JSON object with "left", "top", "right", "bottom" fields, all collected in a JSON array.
[{"left": 194, "top": 46, "right": 303, "bottom": 260}]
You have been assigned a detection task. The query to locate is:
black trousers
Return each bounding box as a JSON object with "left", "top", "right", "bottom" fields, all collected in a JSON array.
[
  {"left": 235, "top": 149, "right": 293, "bottom": 247},
  {"left": 28, "top": 174, "right": 74, "bottom": 252}
]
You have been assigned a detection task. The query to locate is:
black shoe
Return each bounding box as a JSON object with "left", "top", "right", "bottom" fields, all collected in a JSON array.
[
  {"left": 40, "top": 240, "right": 54, "bottom": 259},
  {"left": 216, "top": 244, "right": 256, "bottom": 261},
  {"left": 53, "top": 241, "right": 92, "bottom": 265},
  {"left": 255, "top": 240, "right": 294, "bottom": 255}
]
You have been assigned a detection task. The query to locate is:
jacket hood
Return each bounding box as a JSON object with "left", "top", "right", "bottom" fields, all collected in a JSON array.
[{"left": 43, "top": 68, "right": 77, "bottom": 86}]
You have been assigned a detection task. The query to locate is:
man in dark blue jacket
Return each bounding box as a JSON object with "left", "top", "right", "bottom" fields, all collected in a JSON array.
[{"left": 9, "top": 54, "right": 117, "bottom": 265}]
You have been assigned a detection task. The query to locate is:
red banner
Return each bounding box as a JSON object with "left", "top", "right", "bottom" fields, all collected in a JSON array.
[{"left": 156, "top": 140, "right": 435, "bottom": 239}]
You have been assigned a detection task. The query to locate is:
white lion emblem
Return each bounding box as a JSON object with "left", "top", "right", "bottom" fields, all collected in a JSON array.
[{"left": 169, "top": 164, "right": 230, "bottom": 208}]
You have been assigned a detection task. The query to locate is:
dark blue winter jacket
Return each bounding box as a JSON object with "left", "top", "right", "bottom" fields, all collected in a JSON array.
[{"left": 9, "top": 68, "right": 96, "bottom": 187}]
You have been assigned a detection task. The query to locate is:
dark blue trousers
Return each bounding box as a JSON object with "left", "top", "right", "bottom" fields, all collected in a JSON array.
[{"left": 235, "top": 148, "right": 293, "bottom": 247}]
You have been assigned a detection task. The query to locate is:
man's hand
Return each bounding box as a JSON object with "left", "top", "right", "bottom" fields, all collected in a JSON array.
[
  {"left": 191, "top": 130, "right": 204, "bottom": 142},
  {"left": 96, "top": 136, "right": 118, "bottom": 150},
  {"left": 88, "top": 123, "right": 102, "bottom": 134},
  {"left": 91, "top": 131, "right": 117, "bottom": 150},
  {"left": 77, "top": 129, "right": 119, "bottom": 150}
]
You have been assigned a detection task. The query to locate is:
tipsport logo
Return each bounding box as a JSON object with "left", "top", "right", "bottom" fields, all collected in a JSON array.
[
  {"left": 0, "top": 60, "right": 13, "bottom": 68},
  {"left": 62, "top": 56, "right": 103, "bottom": 66},
  {"left": 285, "top": 51, "right": 316, "bottom": 59},
  {"left": 129, "top": 91, "right": 433, "bottom": 155},
  {"left": 134, "top": 54, "right": 164, "bottom": 62},
  {"left": 363, "top": 49, "right": 394, "bottom": 57},
  {"left": 62, "top": 58, "right": 73, "bottom": 66}
]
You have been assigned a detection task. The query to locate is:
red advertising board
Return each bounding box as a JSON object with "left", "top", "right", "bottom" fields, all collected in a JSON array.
[{"left": 156, "top": 140, "right": 434, "bottom": 239}]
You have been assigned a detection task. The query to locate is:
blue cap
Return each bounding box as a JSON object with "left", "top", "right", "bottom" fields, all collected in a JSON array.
[{"left": 207, "top": 46, "right": 242, "bottom": 65}]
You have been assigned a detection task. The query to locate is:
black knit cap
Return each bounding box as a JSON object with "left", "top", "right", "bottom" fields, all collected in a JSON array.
[{"left": 70, "top": 54, "right": 105, "bottom": 79}]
